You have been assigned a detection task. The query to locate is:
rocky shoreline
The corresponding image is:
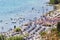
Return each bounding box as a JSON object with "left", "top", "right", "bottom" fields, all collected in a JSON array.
[{"left": 0, "top": 8, "right": 60, "bottom": 40}]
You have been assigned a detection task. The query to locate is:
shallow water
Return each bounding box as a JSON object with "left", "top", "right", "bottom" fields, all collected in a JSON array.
[{"left": 0, "top": 0, "right": 53, "bottom": 32}]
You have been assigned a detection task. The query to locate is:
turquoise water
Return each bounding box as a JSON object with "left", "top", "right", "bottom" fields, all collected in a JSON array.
[{"left": 0, "top": 0, "right": 53, "bottom": 32}]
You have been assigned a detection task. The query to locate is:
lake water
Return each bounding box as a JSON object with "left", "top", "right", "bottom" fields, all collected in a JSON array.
[{"left": 0, "top": 0, "right": 53, "bottom": 32}]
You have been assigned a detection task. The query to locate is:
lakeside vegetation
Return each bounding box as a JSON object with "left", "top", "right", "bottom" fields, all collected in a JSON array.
[
  {"left": 0, "top": 27, "right": 25, "bottom": 40},
  {"left": 7, "top": 35, "right": 24, "bottom": 40},
  {"left": 0, "top": 19, "right": 60, "bottom": 40},
  {"left": 39, "top": 22, "right": 60, "bottom": 40},
  {"left": 0, "top": 0, "right": 60, "bottom": 39},
  {"left": 50, "top": 0, "right": 60, "bottom": 4},
  {"left": 0, "top": 0, "right": 60, "bottom": 40},
  {"left": 15, "top": 27, "right": 21, "bottom": 32},
  {"left": 0, "top": 34, "right": 24, "bottom": 40},
  {"left": 0, "top": 17, "right": 60, "bottom": 40},
  {"left": 0, "top": 34, "right": 6, "bottom": 40}
]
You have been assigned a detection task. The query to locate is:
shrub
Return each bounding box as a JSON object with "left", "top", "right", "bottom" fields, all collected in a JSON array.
[
  {"left": 58, "top": 32, "right": 60, "bottom": 36},
  {"left": 58, "top": 0, "right": 60, "bottom": 3},
  {"left": 15, "top": 27, "right": 21, "bottom": 32},
  {"left": 8, "top": 35, "right": 24, "bottom": 40},
  {"left": 50, "top": 0, "right": 60, "bottom": 4},
  {"left": 40, "top": 32, "right": 46, "bottom": 36},
  {"left": 51, "top": 28, "right": 57, "bottom": 32},
  {"left": 0, "top": 34, "right": 6, "bottom": 40},
  {"left": 50, "top": 0, "right": 55, "bottom": 4}
]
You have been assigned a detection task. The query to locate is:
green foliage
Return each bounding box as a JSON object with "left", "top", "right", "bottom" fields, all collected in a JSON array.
[
  {"left": 50, "top": 0, "right": 60, "bottom": 4},
  {"left": 15, "top": 27, "right": 21, "bottom": 32},
  {"left": 50, "top": 0, "right": 55, "bottom": 4},
  {"left": 7, "top": 35, "right": 24, "bottom": 40},
  {"left": 40, "top": 32, "right": 46, "bottom": 36},
  {"left": 0, "top": 34, "right": 6, "bottom": 40},
  {"left": 58, "top": 0, "right": 60, "bottom": 3},
  {"left": 51, "top": 28, "right": 57, "bottom": 32},
  {"left": 58, "top": 32, "right": 60, "bottom": 36},
  {"left": 0, "top": 34, "right": 24, "bottom": 40}
]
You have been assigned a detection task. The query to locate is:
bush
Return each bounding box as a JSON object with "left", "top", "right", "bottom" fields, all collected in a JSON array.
[
  {"left": 8, "top": 35, "right": 24, "bottom": 40},
  {"left": 50, "top": 0, "right": 60, "bottom": 4},
  {"left": 40, "top": 32, "right": 46, "bottom": 36},
  {"left": 0, "top": 34, "right": 6, "bottom": 40},
  {"left": 51, "top": 28, "right": 57, "bottom": 32},
  {"left": 50, "top": 0, "right": 55, "bottom": 4},
  {"left": 15, "top": 27, "right": 21, "bottom": 32},
  {"left": 58, "top": 32, "right": 60, "bottom": 36},
  {"left": 58, "top": 0, "right": 60, "bottom": 3}
]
